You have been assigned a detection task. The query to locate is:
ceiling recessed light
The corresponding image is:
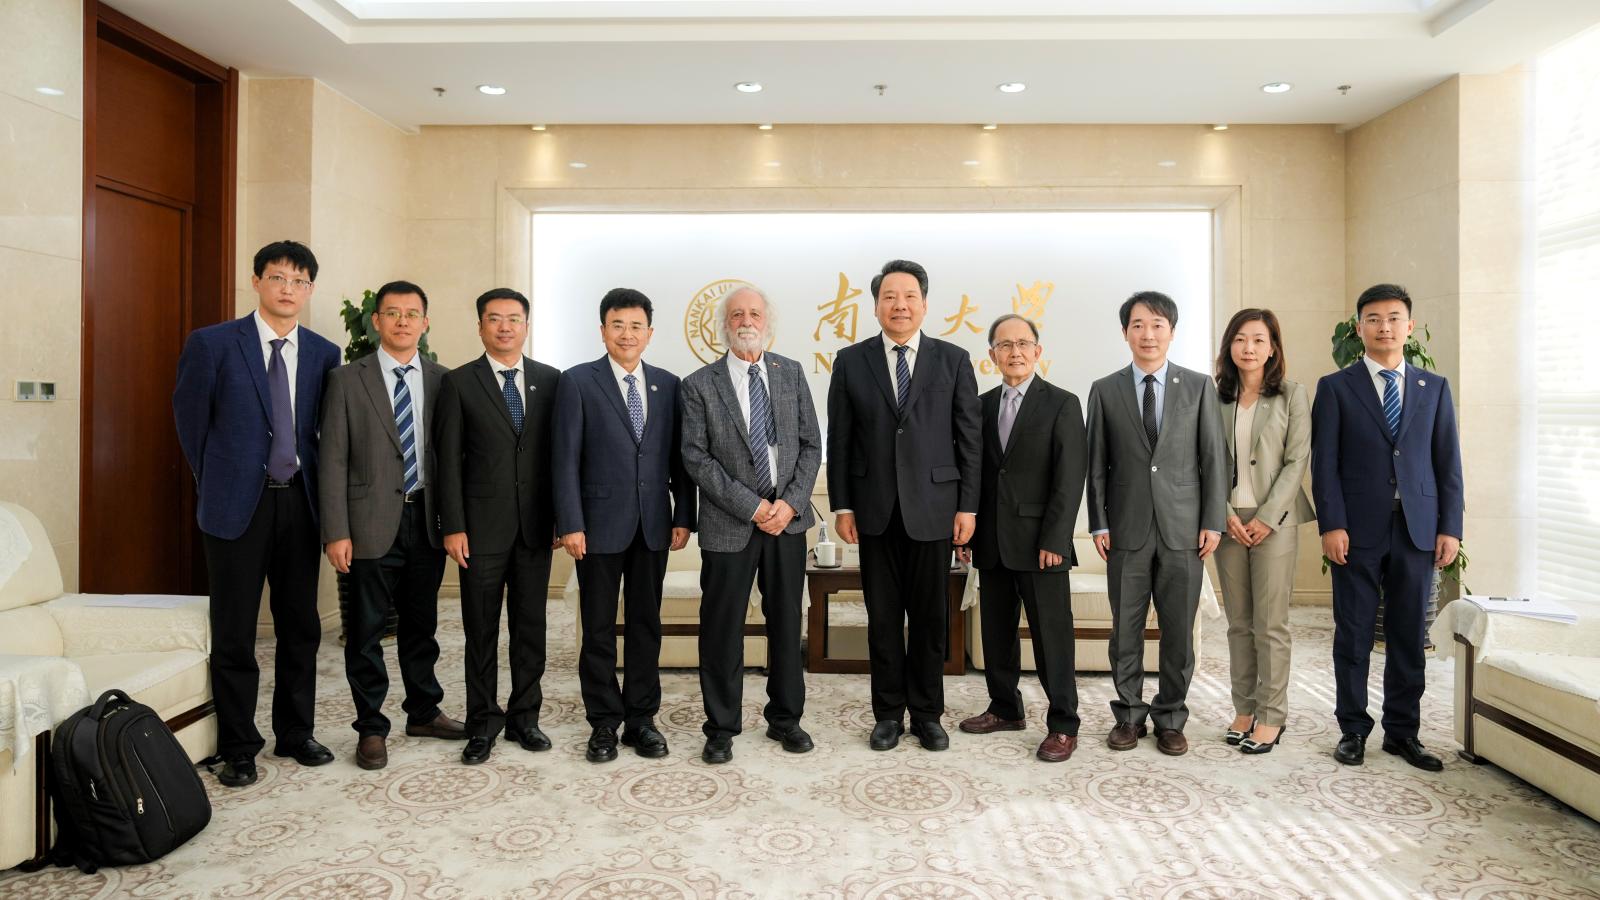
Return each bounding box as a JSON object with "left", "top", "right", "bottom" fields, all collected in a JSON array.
[
  {"left": 735, "top": 82, "right": 763, "bottom": 93},
  {"left": 982, "top": 124, "right": 998, "bottom": 131},
  {"left": 996, "top": 82, "right": 1026, "bottom": 94},
  {"left": 1212, "top": 124, "right": 1229, "bottom": 131},
  {"left": 1157, "top": 160, "right": 1178, "bottom": 168},
  {"left": 34, "top": 86, "right": 64, "bottom": 96},
  {"left": 530, "top": 124, "right": 547, "bottom": 132},
  {"left": 1261, "top": 82, "right": 1292, "bottom": 94},
  {"left": 757, "top": 123, "right": 773, "bottom": 131},
  {"left": 962, "top": 159, "right": 982, "bottom": 166},
  {"left": 568, "top": 161, "right": 588, "bottom": 169},
  {"left": 477, "top": 84, "right": 507, "bottom": 96}
]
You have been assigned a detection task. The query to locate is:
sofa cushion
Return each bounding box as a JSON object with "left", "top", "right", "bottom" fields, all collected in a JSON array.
[
  {"left": 47, "top": 594, "right": 209, "bottom": 656},
  {"left": 1476, "top": 651, "right": 1600, "bottom": 751},
  {"left": 72, "top": 650, "right": 210, "bottom": 721},
  {"left": 0, "top": 606, "right": 65, "bottom": 656},
  {"left": 0, "top": 502, "right": 64, "bottom": 613}
]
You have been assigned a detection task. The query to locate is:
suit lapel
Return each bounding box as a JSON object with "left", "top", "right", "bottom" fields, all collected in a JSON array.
[
  {"left": 233, "top": 316, "right": 273, "bottom": 420},
  {"left": 422, "top": 359, "right": 444, "bottom": 434},
  {"left": 1346, "top": 362, "right": 1394, "bottom": 443},
  {"left": 1396, "top": 368, "right": 1427, "bottom": 443},
  {"left": 900, "top": 333, "right": 931, "bottom": 417},
  {"left": 862, "top": 334, "right": 899, "bottom": 416},
  {"left": 292, "top": 330, "right": 320, "bottom": 442},
  {"left": 592, "top": 357, "right": 639, "bottom": 445},
  {"left": 472, "top": 356, "right": 519, "bottom": 435},
  {"left": 1120, "top": 367, "right": 1154, "bottom": 454},
  {"left": 358, "top": 355, "right": 402, "bottom": 452},
  {"left": 640, "top": 361, "right": 665, "bottom": 446},
  {"left": 982, "top": 388, "right": 1001, "bottom": 461},
  {"left": 712, "top": 356, "right": 756, "bottom": 456},
  {"left": 767, "top": 356, "right": 794, "bottom": 472},
  {"left": 1002, "top": 380, "right": 1044, "bottom": 462},
  {"left": 1220, "top": 396, "right": 1238, "bottom": 457},
  {"left": 1248, "top": 391, "right": 1272, "bottom": 456}
]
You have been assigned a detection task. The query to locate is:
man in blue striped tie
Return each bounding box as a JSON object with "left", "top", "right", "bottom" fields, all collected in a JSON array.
[
  {"left": 319, "top": 281, "right": 465, "bottom": 771},
  {"left": 1312, "top": 283, "right": 1464, "bottom": 772}
]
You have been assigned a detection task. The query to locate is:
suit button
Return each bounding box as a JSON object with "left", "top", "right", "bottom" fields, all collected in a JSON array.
[
  {"left": 266, "top": 431, "right": 272, "bottom": 438},
  {"left": 639, "top": 481, "right": 645, "bottom": 487},
  {"left": 1389, "top": 477, "right": 1397, "bottom": 485},
  {"left": 1151, "top": 465, "right": 1159, "bottom": 473},
  {"left": 1393, "top": 449, "right": 1401, "bottom": 457},
  {"left": 897, "top": 428, "right": 904, "bottom": 435},
  {"left": 1250, "top": 460, "right": 1257, "bottom": 465},
  {"left": 999, "top": 468, "right": 1006, "bottom": 475}
]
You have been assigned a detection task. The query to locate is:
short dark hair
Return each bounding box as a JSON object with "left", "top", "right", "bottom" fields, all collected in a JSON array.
[
  {"left": 1356, "top": 283, "right": 1412, "bottom": 317},
  {"left": 374, "top": 280, "right": 429, "bottom": 313},
  {"left": 871, "top": 259, "right": 929, "bottom": 301},
  {"left": 986, "top": 313, "right": 1040, "bottom": 346},
  {"left": 1119, "top": 291, "right": 1179, "bottom": 330},
  {"left": 253, "top": 240, "right": 318, "bottom": 281},
  {"left": 475, "top": 287, "right": 529, "bottom": 319},
  {"left": 1214, "top": 308, "right": 1287, "bottom": 403},
  {"left": 599, "top": 288, "right": 654, "bottom": 326}
]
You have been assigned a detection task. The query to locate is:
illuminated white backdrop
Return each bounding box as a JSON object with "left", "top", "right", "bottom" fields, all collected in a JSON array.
[{"left": 530, "top": 211, "right": 1212, "bottom": 438}]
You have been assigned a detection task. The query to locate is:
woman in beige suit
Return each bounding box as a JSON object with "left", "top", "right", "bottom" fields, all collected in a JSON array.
[{"left": 1213, "top": 309, "right": 1315, "bottom": 754}]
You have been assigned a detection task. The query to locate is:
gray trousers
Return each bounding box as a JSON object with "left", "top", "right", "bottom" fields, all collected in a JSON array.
[
  {"left": 1213, "top": 506, "right": 1297, "bottom": 727},
  {"left": 1107, "top": 535, "right": 1203, "bottom": 732}
]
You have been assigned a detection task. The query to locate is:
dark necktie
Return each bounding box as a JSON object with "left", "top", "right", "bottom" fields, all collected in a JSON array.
[
  {"left": 266, "top": 338, "right": 297, "bottom": 481},
  {"left": 393, "top": 365, "right": 417, "bottom": 493},
  {"left": 1142, "top": 372, "right": 1159, "bottom": 447},
  {"left": 501, "top": 369, "right": 524, "bottom": 434},
  {"left": 893, "top": 344, "right": 911, "bottom": 413},
  {"left": 748, "top": 363, "right": 775, "bottom": 497},
  {"left": 1379, "top": 369, "right": 1401, "bottom": 440}
]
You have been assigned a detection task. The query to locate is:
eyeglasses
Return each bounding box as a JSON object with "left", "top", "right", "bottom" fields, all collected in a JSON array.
[
  {"left": 262, "top": 274, "right": 313, "bottom": 292},
  {"left": 606, "top": 322, "right": 649, "bottom": 336},
  {"left": 992, "top": 340, "right": 1038, "bottom": 353},
  {"left": 484, "top": 313, "right": 526, "bottom": 327},
  {"left": 378, "top": 309, "right": 425, "bottom": 322}
]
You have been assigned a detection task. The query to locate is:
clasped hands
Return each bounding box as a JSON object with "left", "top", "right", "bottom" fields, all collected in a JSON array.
[
  {"left": 1093, "top": 529, "right": 1220, "bottom": 561},
  {"left": 751, "top": 498, "right": 798, "bottom": 535}
]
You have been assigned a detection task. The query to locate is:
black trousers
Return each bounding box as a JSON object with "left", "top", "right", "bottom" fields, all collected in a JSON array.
[
  {"left": 459, "top": 537, "right": 552, "bottom": 739},
  {"left": 202, "top": 480, "right": 322, "bottom": 758},
  {"left": 577, "top": 526, "right": 668, "bottom": 730},
  {"left": 978, "top": 565, "right": 1080, "bottom": 736},
  {"left": 1331, "top": 508, "right": 1433, "bottom": 740},
  {"left": 858, "top": 505, "right": 951, "bottom": 725},
  {"left": 698, "top": 530, "right": 806, "bottom": 738},
  {"left": 344, "top": 499, "right": 447, "bottom": 737}
]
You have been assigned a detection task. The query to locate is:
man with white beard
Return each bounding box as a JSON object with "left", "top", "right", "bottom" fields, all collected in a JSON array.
[{"left": 680, "top": 286, "right": 823, "bottom": 764}]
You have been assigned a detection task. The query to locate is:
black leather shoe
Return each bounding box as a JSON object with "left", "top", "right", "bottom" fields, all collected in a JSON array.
[
  {"left": 910, "top": 720, "right": 950, "bottom": 751},
  {"left": 273, "top": 738, "right": 334, "bottom": 767},
  {"left": 1382, "top": 736, "right": 1444, "bottom": 772},
  {"left": 621, "top": 724, "right": 669, "bottom": 759},
  {"left": 216, "top": 755, "right": 257, "bottom": 787},
  {"left": 766, "top": 724, "right": 814, "bottom": 753},
  {"left": 701, "top": 735, "right": 733, "bottom": 764},
  {"left": 870, "top": 720, "right": 904, "bottom": 751},
  {"left": 587, "top": 727, "right": 619, "bottom": 763},
  {"left": 506, "top": 725, "right": 552, "bottom": 752},
  {"left": 1335, "top": 732, "right": 1366, "bottom": 766},
  {"left": 461, "top": 736, "right": 493, "bottom": 765}
]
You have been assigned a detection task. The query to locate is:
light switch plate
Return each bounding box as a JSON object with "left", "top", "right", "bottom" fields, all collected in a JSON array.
[{"left": 15, "top": 380, "right": 56, "bottom": 401}]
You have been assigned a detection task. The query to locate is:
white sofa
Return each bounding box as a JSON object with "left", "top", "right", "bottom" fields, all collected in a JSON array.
[
  {"left": 0, "top": 501, "right": 215, "bottom": 870},
  {"left": 1434, "top": 599, "right": 1600, "bottom": 821}
]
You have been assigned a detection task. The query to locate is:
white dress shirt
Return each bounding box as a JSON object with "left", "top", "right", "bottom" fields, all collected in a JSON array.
[
  {"left": 609, "top": 355, "right": 647, "bottom": 429},
  {"left": 486, "top": 353, "right": 524, "bottom": 397},
  {"left": 1363, "top": 356, "right": 1405, "bottom": 499},
  {"left": 378, "top": 346, "right": 426, "bottom": 487},
  {"left": 1129, "top": 360, "right": 1169, "bottom": 430},
  {"left": 883, "top": 330, "right": 922, "bottom": 398},
  {"left": 726, "top": 351, "right": 778, "bottom": 488}
]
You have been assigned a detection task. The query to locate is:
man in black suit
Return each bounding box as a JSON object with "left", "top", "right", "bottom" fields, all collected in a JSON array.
[
  {"left": 434, "top": 288, "right": 562, "bottom": 765},
  {"left": 553, "top": 289, "right": 696, "bottom": 764},
  {"left": 959, "top": 314, "right": 1087, "bottom": 762},
  {"left": 827, "top": 259, "right": 982, "bottom": 752}
]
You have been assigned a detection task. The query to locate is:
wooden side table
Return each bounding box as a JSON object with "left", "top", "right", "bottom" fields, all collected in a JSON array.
[{"left": 804, "top": 553, "right": 967, "bottom": 675}]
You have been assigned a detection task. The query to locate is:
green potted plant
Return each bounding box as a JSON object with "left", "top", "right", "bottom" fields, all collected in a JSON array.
[{"left": 334, "top": 290, "right": 439, "bottom": 643}]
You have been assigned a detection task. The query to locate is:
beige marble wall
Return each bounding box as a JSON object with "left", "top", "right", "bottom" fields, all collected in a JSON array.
[{"left": 0, "top": 0, "right": 83, "bottom": 588}]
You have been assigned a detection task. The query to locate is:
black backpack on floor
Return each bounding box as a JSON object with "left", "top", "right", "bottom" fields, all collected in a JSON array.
[{"left": 49, "top": 689, "right": 212, "bottom": 872}]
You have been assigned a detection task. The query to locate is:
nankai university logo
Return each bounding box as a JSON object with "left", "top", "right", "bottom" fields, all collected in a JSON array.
[{"left": 684, "top": 279, "right": 774, "bottom": 364}]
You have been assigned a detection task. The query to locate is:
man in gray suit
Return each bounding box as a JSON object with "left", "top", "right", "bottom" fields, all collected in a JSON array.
[
  {"left": 319, "top": 280, "right": 466, "bottom": 771},
  {"left": 681, "top": 286, "right": 822, "bottom": 764},
  {"left": 1086, "top": 291, "right": 1227, "bottom": 757}
]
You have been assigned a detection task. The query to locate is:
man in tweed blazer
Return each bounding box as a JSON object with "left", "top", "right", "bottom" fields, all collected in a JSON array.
[{"left": 681, "top": 286, "right": 822, "bottom": 764}]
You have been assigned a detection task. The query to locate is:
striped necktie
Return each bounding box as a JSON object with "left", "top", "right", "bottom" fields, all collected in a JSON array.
[
  {"left": 1379, "top": 368, "right": 1401, "bottom": 440},
  {"left": 893, "top": 344, "right": 911, "bottom": 413},
  {"left": 748, "top": 363, "right": 775, "bottom": 497},
  {"left": 393, "top": 366, "right": 418, "bottom": 493}
]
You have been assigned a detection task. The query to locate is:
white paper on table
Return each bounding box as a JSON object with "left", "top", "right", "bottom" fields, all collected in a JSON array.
[
  {"left": 1461, "top": 594, "right": 1577, "bottom": 624},
  {"left": 80, "top": 594, "right": 195, "bottom": 609}
]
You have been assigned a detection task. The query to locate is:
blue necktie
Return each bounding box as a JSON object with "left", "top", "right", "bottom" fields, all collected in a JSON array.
[
  {"left": 393, "top": 366, "right": 418, "bottom": 493},
  {"left": 625, "top": 373, "right": 644, "bottom": 442},
  {"left": 501, "top": 369, "right": 524, "bottom": 434},
  {"left": 893, "top": 344, "right": 911, "bottom": 413},
  {"left": 1379, "top": 368, "right": 1401, "bottom": 440},
  {"left": 748, "top": 363, "right": 775, "bottom": 497},
  {"left": 266, "top": 338, "right": 297, "bottom": 481}
]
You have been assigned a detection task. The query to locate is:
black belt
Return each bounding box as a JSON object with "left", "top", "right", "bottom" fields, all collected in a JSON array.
[
  {"left": 402, "top": 488, "right": 425, "bottom": 504},
  {"left": 265, "top": 473, "right": 301, "bottom": 489}
]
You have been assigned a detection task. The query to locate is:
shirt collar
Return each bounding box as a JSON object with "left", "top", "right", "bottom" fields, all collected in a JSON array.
[
  {"left": 1363, "top": 355, "right": 1404, "bottom": 380},
  {"left": 376, "top": 346, "right": 418, "bottom": 373},
  {"left": 1130, "top": 361, "right": 1169, "bottom": 385},
  {"left": 1004, "top": 374, "right": 1037, "bottom": 399},
  {"left": 725, "top": 351, "right": 765, "bottom": 378},
  {"left": 884, "top": 331, "right": 922, "bottom": 355},
  {"left": 485, "top": 353, "right": 522, "bottom": 377},
  {"left": 254, "top": 309, "right": 298, "bottom": 347},
  {"left": 609, "top": 355, "right": 643, "bottom": 383}
]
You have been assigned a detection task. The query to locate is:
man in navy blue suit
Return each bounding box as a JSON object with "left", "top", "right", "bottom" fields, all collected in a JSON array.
[
  {"left": 554, "top": 288, "right": 696, "bottom": 763},
  {"left": 173, "top": 240, "right": 342, "bottom": 787},
  {"left": 1312, "top": 283, "right": 1463, "bottom": 772}
]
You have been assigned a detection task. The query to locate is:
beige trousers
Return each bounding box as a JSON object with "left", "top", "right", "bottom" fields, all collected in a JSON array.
[{"left": 1214, "top": 507, "right": 1297, "bottom": 726}]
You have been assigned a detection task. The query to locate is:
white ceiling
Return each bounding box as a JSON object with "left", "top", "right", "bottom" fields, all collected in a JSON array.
[{"left": 104, "top": 0, "right": 1600, "bottom": 130}]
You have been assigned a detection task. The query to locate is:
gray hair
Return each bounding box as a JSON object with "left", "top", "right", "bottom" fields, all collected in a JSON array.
[{"left": 717, "top": 284, "right": 776, "bottom": 348}]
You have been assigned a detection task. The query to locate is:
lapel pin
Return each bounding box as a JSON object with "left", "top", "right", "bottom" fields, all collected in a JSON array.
[
  {"left": 650, "top": 384, "right": 658, "bottom": 392},
  {"left": 1417, "top": 379, "right": 1426, "bottom": 387},
  {"left": 1171, "top": 376, "right": 1180, "bottom": 383}
]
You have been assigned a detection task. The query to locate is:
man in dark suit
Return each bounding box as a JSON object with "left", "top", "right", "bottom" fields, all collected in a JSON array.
[
  {"left": 434, "top": 288, "right": 562, "bottom": 765},
  {"left": 681, "top": 286, "right": 822, "bottom": 764},
  {"left": 827, "top": 259, "right": 982, "bottom": 752},
  {"left": 1085, "top": 291, "right": 1227, "bottom": 758},
  {"left": 1313, "top": 283, "right": 1463, "bottom": 772},
  {"left": 172, "top": 239, "right": 341, "bottom": 787},
  {"left": 319, "top": 280, "right": 466, "bottom": 771},
  {"left": 959, "top": 314, "right": 1087, "bottom": 762},
  {"left": 554, "top": 288, "right": 696, "bottom": 764}
]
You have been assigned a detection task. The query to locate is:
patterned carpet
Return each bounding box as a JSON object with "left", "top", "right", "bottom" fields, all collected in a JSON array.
[{"left": 3, "top": 602, "right": 1599, "bottom": 900}]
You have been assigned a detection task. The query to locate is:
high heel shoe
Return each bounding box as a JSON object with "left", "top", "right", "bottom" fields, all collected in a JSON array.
[
  {"left": 1239, "top": 724, "right": 1285, "bottom": 754},
  {"left": 1225, "top": 718, "right": 1256, "bottom": 746}
]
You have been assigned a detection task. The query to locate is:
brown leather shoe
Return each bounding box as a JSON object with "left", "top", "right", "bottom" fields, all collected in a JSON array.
[
  {"left": 959, "top": 711, "right": 1027, "bottom": 734},
  {"left": 1107, "top": 722, "right": 1148, "bottom": 751},
  {"left": 1156, "top": 728, "right": 1189, "bottom": 756},
  {"left": 1036, "top": 732, "right": 1078, "bottom": 762},
  {"left": 356, "top": 735, "right": 388, "bottom": 770},
  {"left": 405, "top": 713, "right": 468, "bottom": 740}
]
